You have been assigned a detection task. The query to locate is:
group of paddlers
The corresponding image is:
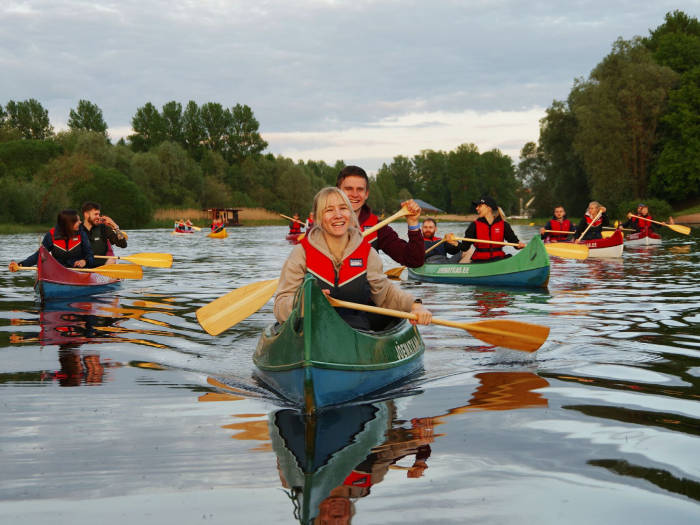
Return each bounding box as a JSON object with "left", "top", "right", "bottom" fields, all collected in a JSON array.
[
  {"left": 538, "top": 201, "right": 674, "bottom": 242},
  {"left": 286, "top": 212, "right": 314, "bottom": 235},
  {"left": 8, "top": 202, "right": 128, "bottom": 272}
]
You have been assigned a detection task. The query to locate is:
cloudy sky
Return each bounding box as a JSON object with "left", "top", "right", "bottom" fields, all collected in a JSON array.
[{"left": 2, "top": 1, "right": 698, "bottom": 171}]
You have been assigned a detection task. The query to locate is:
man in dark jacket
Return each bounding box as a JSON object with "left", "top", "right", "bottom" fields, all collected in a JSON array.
[
  {"left": 80, "top": 202, "right": 128, "bottom": 266},
  {"left": 422, "top": 218, "right": 460, "bottom": 263},
  {"left": 337, "top": 166, "right": 424, "bottom": 268}
]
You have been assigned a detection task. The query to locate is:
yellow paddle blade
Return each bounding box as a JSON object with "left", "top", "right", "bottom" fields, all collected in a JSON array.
[
  {"left": 433, "top": 318, "right": 549, "bottom": 352},
  {"left": 196, "top": 279, "right": 279, "bottom": 336},
  {"left": 385, "top": 266, "right": 406, "bottom": 279},
  {"left": 120, "top": 253, "right": 173, "bottom": 268},
  {"left": 544, "top": 242, "right": 589, "bottom": 260},
  {"left": 79, "top": 264, "right": 143, "bottom": 279},
  {"left": 601, "top": 231, "right": 614, "bottom": 238},
  {"left": 668, "top": 223, "right": 691, "bottom": 235}
]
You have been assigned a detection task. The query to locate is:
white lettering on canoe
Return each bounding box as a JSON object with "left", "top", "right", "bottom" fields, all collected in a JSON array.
[
  {"left": 435, "top": 266, "right": 470, "bottom": 274},
  {"left": 394, "top": 338, "right": 420, "bottom": 359}
]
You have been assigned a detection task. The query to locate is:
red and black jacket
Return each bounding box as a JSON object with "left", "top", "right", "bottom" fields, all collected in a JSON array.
[
  {"left": 622, "top": 214, "right": 655, "bottom": 233},
  {"left": 301, "top": 236, "right": 372, "bottom": 329},
  {"left": 423, "top": 235, "right": 460, "bottom": 260},
  {"left": 357, "top": 205, "right": 424, "bottom": 267},
  {"left": 574, "top": 212, "right": 610, "bottom": 240},
  {"left": 459, "top": 217, "right": 519, "bottom": 261},
  {"left": 289, "top": 222, "right": 303, "bottom": 234},
  {"left": 19, "top": 227, "right": 95, "bottom": 268},
  {"left": 542, "top": 216, "right": 574, "bottom": 241}
]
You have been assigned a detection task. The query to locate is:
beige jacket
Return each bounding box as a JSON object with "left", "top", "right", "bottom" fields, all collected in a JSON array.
[{"left": 273, "top": 227, "right": 416, "bottom": 323}]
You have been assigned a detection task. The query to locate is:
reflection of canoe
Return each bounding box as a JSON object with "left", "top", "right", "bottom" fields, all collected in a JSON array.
[
  {"left": 583, "top": 229, "right": 624, "bottom": 257},
  {"left": 407, "top": 236, "right": 549, "bottom": 288},
  {"left": 207, "top": 228, "right": 228, "bottom": 238},
  {"left": 286, "top": 232, "right": 302, "bottom": 244},
  {"left": 625, "top": 230, "right": 661, "bottom": 246},
  {"left": 253, "top": 276, "right": 424, "bottom": 413},
  {"left": 270, "top": 402, "right": 390, "bottom": 524},
  {"left": 36, "top": 247, "right": 120, "bottom": 302}
]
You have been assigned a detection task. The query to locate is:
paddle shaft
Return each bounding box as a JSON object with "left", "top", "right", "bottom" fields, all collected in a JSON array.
[
  {"left": 12, "top": 265, "right": 139, "bottom": 278},
  {"left": 629, "top": 214, "right": 690, "bottom": 234},
  {"left": 454, "top": 236, "right": 519, "bottom": 248},
  {"left": 280, "top": 213, "right": 306, "bottom": 226},
  {"left": 93, "top": 252, "right": 173, "bottom": 268},
  {"left": 577, "top": 211, "right": 602, "bottom": 242},
  {"left": 542, "top": 230, "right": 574, "bottom": 235},
  {"left": 603, "top": 226, "right": 634, "bottom": 232},
  {"left": 362, "top": 207, "right": 411, "bottom": 238}
]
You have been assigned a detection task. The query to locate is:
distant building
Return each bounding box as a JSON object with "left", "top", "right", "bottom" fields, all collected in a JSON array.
[
  {"left": 413, "top": 199, "right": 445, "bottom": 214},
  {"left": 203, "top": 208, "right": 241, "bottom": 226}
]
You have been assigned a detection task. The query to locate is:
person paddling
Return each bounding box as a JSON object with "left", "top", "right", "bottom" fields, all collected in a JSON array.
[
  {"left": 80, "top": 202, "right": 127, "bottom": 267},
  {"left": 337, "top": 166, "right": 425, "bottom": 268},
  {"left": 621, "top": 203, "right": 669, "bottom": 234},
  {"left": 274, "top": 187, "right": 432, "bottom": 331},
  {"left": 288, "top": 213, "right": 304, "bottom": 235},
  {"left": 574, "top": 201, "right": 609, "bottom": 241},
  {"left": 421, "top": 218, "right": 459, "bottom": 263},
  {"left": 458, "top": 196, "right": 525, "bottom": 262},
  {"left": 9, "top": 210, "right": 95, "bottom": 272},
  {"left": 540, "top": 205, "right": 575, "bottom": 242}
]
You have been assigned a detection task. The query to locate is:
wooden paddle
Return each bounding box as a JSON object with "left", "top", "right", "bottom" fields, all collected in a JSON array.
[
  {"left": 197, "top": 207, "right": 411, "bottom": 335},
  {"left": 603, "top": 226, "right": 634, "bottom": 232},
  {"left": 541, "top": 230, "right": 575, "bottom": 235},
  {"left": 327, "top": 296, "right": 549, "bottom": 352},
  {"left": 280, "top": 213, "right": 306, "bottom": 226},
  {"left": 576, "top": 211, "right": 602, "bottom": 242},
  {"left": 94, "top": 252, "right": 173, "bottom": 268},
  {"left": 14, "top": 263, "right": 143, "bottom": 279},
  {"left": 385, "top": 238, "right": 450, "bottom": 278},
  {"left": 455, "top": 237, "right": 588, "bottom": 260},
  {"left": 629, "top": 214, "right": 690, "bottom": 235}
]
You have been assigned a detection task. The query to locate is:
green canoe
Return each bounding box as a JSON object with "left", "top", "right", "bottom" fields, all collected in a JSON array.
[
  {"left": 253, "top": 275, "right": 425, "bottom": 414},
  {"left": 407, "top": 235, "right": 550, "bottom": 288}
]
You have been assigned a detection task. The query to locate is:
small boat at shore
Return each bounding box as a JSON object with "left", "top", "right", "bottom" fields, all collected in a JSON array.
[
  {"left": 253, "top": 276, "right": 425, "bottom": 414},
  {"left": 36, "top": 246, "right": 120, "bottom": 303},
  {"left": 286, "top": 232, "right": 303, "bottom": 244},
  {"left": 171, "top": 230, "right": 195, "bottom": 236},
  {"left": 407, "top": 236, "right": 550, "bottom": 288},
  {"left": 207, "top": 228, "right": 228, "bottom": 239}
]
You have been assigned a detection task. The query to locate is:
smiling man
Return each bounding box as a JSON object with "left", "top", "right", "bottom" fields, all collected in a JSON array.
[{"left": 336, "top": 166, "right": 425, "bottom": 268}]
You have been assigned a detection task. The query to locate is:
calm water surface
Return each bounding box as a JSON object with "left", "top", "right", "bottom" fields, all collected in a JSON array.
[{"left": 1, "top": 224, "right": 698, "bottom": 524}]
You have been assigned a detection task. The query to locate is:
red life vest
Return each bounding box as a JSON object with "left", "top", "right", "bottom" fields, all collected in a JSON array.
[
  {"left": 633, "top": 214, "right": 652, "bottom": 232},
  {"left": 471, "top": 219, "right": 506, "bottom": 261},
  {"left": 359, "top": 213, "right": 379, "bottom": 246},
  {"left": 585, "top": 214, "right": 603, "bottom": 227},
  {"left": 300, "top": 236, "right": 372, "bottom": 307},
  {"left": 289, "top": 222, "right": 302, "bottom": 234},
  {"left": 548, "top": 218, "right": 572, "bottom": 241},
  {"left": 49, "top": 227, "right": 83, "bottom": 266}
]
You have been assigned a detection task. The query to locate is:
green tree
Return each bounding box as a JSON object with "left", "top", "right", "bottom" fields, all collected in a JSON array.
[
  {"left": 4, "top": 99, "right": 54, "bottom": 139},
  {"left": 225, "top": 104, "right": 268, "bottom": 163},
  {"left": 570, "top": 38, "right": 678, "bottom": 211},
  {"left": 130, "top": 102, "right": 166, "bottom": 152},
  {"left": 446, "top": 143, "right": 481, "bottom": 213},
  {"left": 276, "top": 165, "right": 313, "bottom": 215},
  {"left": 161, "top": 101, "right": 184, "bottom": 145},
  {"left": 182, "top": 100, "right": 204, "bottom": 160},
  {"left": 200, "top": 102, "right": 231, "bottom": 153},
  {"left": 67, "top": 100, "right": 108, "bottom": 136},
  {"left": 413, "top": 149, "right": 450, "bottom": 212},
  {"left": 72, "top": 166, "right": 151, "bottom": 228}
]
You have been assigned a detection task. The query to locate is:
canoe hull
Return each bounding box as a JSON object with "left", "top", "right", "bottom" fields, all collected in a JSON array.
[
  {"left": 625, "top": 231, "right": 661, "bottom": 246},
  {"left": 407, "top": 236, "right": 550, "bottom": 288},
  {"left": 286, "top": 232, "right": 302, "bottom": 244},
  {"left": 585, "top": 229, "right": 624, "bottom": 257},
  {"left": 36, "top": 246, "right": 120, "bottom": 302},
  {"left": 207, "top": 228, "right": 228, "bottom": 238},
  {"left": 254, "top": 276, "right": 424, "bottom": 413}
]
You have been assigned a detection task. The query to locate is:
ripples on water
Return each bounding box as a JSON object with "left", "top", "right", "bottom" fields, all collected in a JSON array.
[{"left": 1, "top": 225, "right": 698, "bottom": 524}]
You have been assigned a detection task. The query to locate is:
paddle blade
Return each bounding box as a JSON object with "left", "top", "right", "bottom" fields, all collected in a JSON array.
[
  {"left": 196, "top": 279, "right": 279, "bottom": 336},
  {"left": 668, "top": 223, "right": 691, "bottom": 235},
  {"left": 461, "top": 319, "right": 550, "bottom": 352},
  {"left": 84, "top": 264, "right": 143, "bottom": 279},
  {"left": 544, "top": 242, "right": 589, "bottom": 260},
  {"left": 121, "top": 253, "right": 173, "bottom": 268},
  {"left": 385, "top": 266, "right": 406, "bottom": 279}
]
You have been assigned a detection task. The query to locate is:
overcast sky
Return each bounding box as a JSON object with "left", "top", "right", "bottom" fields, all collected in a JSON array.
[{"left": 2, "top": 1, "right": 698, "bottom": 171}]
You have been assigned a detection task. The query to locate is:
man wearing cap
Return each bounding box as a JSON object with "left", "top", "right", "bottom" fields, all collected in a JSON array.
[
  {"left": 336, "top": 165, "right": 425, "bottom": 267},
  {"left": 421, "top": 218, "right": 460, "bottom": 263},
  {"left": 458, "top": 196, "right": 524, "bottom": 262},
  {"left": 622, "top": 203, "right": 655, "bottom": 234}
]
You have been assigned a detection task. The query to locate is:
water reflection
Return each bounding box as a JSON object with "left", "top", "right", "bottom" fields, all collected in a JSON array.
[{"left": 267, "top": 371, "right": 548, "bottom": 523}]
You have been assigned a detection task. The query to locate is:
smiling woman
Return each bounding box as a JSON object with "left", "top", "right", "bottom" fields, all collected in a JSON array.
[{"left": 273, "top": 187, "right": 432, "bottom": 331}]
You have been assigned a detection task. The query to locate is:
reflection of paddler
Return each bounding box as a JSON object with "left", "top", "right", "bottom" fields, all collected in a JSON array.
[{"left": 56, "top": 346, "right": 106, "bottom": 386}]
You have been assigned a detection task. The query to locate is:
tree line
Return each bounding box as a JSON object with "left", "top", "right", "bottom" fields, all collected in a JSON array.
[
  {"left": 522, "top": 10, "right": 700, "bottom": 218},
  {"left": 1, "top": 10, "right": 698, "bottom": 227}
]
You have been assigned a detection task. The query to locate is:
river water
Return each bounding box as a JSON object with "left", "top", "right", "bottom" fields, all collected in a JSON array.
[{"left": 1, "top": 224, "right": 698, "bottom": 524}]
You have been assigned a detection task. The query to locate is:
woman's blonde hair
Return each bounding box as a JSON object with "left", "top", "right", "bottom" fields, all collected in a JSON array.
[{"left": 311, "top": 187, "right": 360, "bottom": 233}]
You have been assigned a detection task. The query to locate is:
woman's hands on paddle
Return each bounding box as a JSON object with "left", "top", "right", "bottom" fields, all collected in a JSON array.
[
  {"left": 73, "top": 259, "right": 87, "bottom": 268},
  {"left": 410, "top": 302, "right": 432, "bottom": 325},
  {"left": 8, "top": 261, "right": 19, "bottom": 272},
  {"left": 402, "top": 199, "right": 422, "bottom": 227}
]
